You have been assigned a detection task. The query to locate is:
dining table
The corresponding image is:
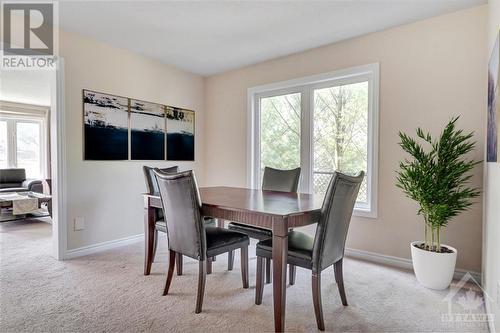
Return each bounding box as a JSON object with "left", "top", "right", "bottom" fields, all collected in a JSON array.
[{"left": 143, "top": 186, "right": 322, "bottom": 332}]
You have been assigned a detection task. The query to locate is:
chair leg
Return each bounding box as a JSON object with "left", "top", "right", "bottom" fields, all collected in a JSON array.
[
  {"left": 228, "top": 250, "right": 234, "bottom": 271},
  {"left": 195, "top": 260, "right": 207, "bottom": 314},
  {"left": 334, "top": 259, "right": 348, "bottom": 306},
  {"left": 289, "top": 264, "right": 296, "bottom": 285},
  {"left": 240, "top": 246, "right": 249, "bottom": 289},
  {"left": 255, "top": 256, "right": 265, "bottom": 305},
  {"left": 163, "top": 250, "right": 176, "bottom": 296},
  {"left": 265, "top": 258, "right": 272, "bottom": 284},
  {"left": 152, "top": 230, "right": 158, "bottom": 262},
  {"left": 312, "top": 272, "right": 325, "bottom": 331},
  {"left": 176, "top": 253, "right": 183, "bottom": 276},
  {"left": 207, "top": 257, "right": 213, "bottom": 275}
]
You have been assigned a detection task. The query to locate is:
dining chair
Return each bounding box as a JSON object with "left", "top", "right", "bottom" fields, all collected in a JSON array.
[
  {"left": 143, "top": 165, "right": 215, "bottom": 275},
  {"left": 154, "top": 169, "right": 250, "bottom": 314},
  {"left": 254, "top": 171, "right": 364, "bottom": 331},
  {"left": 227, "top": 166, "right": 301, "bottom": 284}
]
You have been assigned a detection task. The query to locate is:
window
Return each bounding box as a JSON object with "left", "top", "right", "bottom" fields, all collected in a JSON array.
[
  {"left": 16, "top": 121, "right": 42, "bottom": 178},
  {"left": 0, "top": 107, "right": 48, "bottom": 179},
  {"left": 248, "top": 64, "right": 379, "bottom": 217},
  {"left": 260, "top": 92, "right": 301, "bottom": 175}
]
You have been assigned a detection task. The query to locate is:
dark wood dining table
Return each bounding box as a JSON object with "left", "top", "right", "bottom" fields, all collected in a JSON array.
[{"left": 143, "top": 186, "right": 322, "bottom": 332}]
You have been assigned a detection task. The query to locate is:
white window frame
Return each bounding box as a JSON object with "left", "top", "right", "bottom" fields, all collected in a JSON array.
[
  {"left": 247, "top": 63, "right": 379, "bottom": 218},
  {"left": 0, "top": 101, "right": 50, "bottom": 179}
]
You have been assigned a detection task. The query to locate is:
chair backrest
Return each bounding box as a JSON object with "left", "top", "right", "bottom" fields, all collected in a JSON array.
[
  {"left": 154, "top": 169, "right": 206, "bottom": 261},
  {"left": 262, "top": 167, "right": 301, "bottom": 192},
  {"left": 143, "top": 165, "right": 178, "bottom": 194},
  {"left": 0, "top": 168, "right": 26, "bottom": 184},
  {"left": 312, "top": 171, "right": 364, "bottom": 272}
]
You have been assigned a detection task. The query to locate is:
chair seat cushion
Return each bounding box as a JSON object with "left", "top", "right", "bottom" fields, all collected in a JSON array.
[
  {"left": 256, "top": 230, "right": 314, "bottom": 269},
  {"left": 204, "top": 217, "right": 216, "bottom": 226},
  {"left": 206, "top": 227, "right": 249, "bottom": 258},
  {"left": 155, "top": 217, "right": 215, "bottom": 233},
  {"left": 227, "top": 222, "right": 272, "bottom": 240},
  {"left": 155, "top": 220, "right": 167, "bottom": 233}
]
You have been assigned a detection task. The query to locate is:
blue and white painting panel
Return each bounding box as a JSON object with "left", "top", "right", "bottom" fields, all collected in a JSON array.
[
  {"left": 130, "top": 100, "right": 165, "bottom": 160},
  {"left": 487, "top": 34, "right": 500, "bottom": 163},
  {"left": 84, "top": 90, "right": 129, "bottom": 160},
  {"left": 166, "top": 107, "right": 195, "bottom": 161}
]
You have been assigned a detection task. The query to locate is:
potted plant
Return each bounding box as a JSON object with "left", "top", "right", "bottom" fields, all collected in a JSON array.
[{"left": 396, "top": 117, "right": 480, "bottom": 290}]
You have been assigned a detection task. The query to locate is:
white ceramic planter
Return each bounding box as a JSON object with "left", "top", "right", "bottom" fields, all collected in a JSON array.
[{"left": 410, "top": 241, "right": 457, "bottom": 290}]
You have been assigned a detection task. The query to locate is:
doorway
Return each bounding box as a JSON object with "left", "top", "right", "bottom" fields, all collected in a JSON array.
[{"left": 0, "top": 62, "right": 65, "bottom": 260}]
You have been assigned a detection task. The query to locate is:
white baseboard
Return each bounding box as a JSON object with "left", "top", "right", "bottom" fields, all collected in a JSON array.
[
  {"left": 62, "top": 235, "right": 482, "bottom": 283},
  {"left": 345, "top": 247, "right": 482, "bottom": 283},
  {"left": 64, "top": 233, "right": 144, "bottom": 259}
]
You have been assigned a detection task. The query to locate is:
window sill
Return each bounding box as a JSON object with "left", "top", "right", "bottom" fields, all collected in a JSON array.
[{"left": 353, "top": 208, "right": 378, "bottom": 219}]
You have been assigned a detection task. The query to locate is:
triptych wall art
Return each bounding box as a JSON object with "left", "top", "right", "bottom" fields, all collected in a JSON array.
[{"left": 83, "top": 89, "right": 195, "bottom": 161}]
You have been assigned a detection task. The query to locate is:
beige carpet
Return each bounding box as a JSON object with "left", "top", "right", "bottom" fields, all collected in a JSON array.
[{"left": 0, "top": 220, "right": 489, "bottom": 333}]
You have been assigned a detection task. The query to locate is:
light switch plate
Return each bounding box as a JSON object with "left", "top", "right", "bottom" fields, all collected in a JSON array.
[{"left": 74, "top": 217, "right": 85, "bottom": 231}]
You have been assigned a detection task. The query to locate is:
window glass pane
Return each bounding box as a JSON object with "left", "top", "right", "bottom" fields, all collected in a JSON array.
[
  {"left": 0, "top": 121, "right": 7, "bottom": 168},
  {"left": 260, "top": 93, "right": 301, "bottom": 176},
  {"left": 313, "top": 81, "right": 368, "bottom": 202},
  {"left": 16, "top": 122, "right": 41, "bottom": 178}
]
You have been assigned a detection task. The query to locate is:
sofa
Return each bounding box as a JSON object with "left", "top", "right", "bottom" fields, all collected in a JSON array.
[{"left": 0, "top": 168, "right": 43, "bottom": 193}]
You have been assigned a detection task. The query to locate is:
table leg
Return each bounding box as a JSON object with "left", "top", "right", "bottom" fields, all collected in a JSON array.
[
  {"left": 144, "top": 197, "right": 156, "bottom": 275},
  {"left": 272, "top": 217, "right": 288, "bottom": 332},
  {"left": 213, "top": 219, "right": 225, "bottom": 262}
]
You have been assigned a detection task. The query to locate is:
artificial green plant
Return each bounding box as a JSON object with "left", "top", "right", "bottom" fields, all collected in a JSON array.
[{"left": 396, "top": 117, "right": 480, "bottom": 252}]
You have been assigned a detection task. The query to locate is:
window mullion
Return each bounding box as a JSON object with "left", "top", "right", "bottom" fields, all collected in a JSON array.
[
  {"left": 299, "top": 88, "right": 311, "bottom": 194},
  {"left": 253, "top": 95, "right": 261, "bottom": 189}
]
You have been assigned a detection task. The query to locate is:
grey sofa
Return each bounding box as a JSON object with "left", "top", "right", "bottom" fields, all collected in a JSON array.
[{"left": 0, "top": 168, "right": 43, "bottom": 193}]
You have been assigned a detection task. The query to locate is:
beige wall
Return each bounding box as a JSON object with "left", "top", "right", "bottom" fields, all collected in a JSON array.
[
  {"left": 484, "top": 0, "right": 500, "bottom": 329},
  {"left": 205, "top": 6, "right": 487, "bottom": 272},
  {"left": 60, "top": 31, "right": 206, "bottom": 250}
]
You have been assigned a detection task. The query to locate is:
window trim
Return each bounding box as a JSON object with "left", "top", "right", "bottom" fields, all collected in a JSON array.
[
  {"left": 0, "top": 101, "right": 50, "bottom": 179},
  {"left": 247, "top": 63, "right": 379, "bottom": 218}
]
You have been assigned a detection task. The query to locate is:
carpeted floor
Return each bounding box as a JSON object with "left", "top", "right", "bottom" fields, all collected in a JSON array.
[{"left": 0, "top": 219, "right": 489, "bottom": 332}]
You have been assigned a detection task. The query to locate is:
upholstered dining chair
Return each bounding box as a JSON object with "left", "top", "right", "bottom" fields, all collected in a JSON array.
[
  {"left": 143, "top": 165, "right": 179, "bottom": 262},
  {"left": 154, "top": 169, "right": 250, "bottom": 314},
  {"left": 227, "top": 166, "right": 301, "bottom": 284},
  {"left": 143, "top": 165, "right": 215, "bottom": 275},
  {"left": 254, "top": 171, "right": 364, "bottom": 331}
]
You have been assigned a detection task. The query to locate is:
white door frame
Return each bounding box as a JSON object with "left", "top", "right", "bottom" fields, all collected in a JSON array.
[{"left": 50, "top": 58, "right": 67, "bottom": 260}]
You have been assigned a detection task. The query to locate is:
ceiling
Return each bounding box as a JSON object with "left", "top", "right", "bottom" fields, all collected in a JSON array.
[
  {"left": 57, "top": 0, "right": 484, "bottom": 76},
  {"left": 0, "top": 70, "right": 51, "bottom": 106}
]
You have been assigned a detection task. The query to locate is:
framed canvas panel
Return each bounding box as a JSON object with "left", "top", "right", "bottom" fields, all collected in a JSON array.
[
  {"left": 166, "top": 106, "right": 195, "bottom": 161},
  {"left": 130, "top": 99, "right": 165, "bottom": 160},
  {"left": 83, "top": 90, "right": 129, "bottom": 160},
  {"left": 487, "top": 33, "right": 500, "bottom": 163}
]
